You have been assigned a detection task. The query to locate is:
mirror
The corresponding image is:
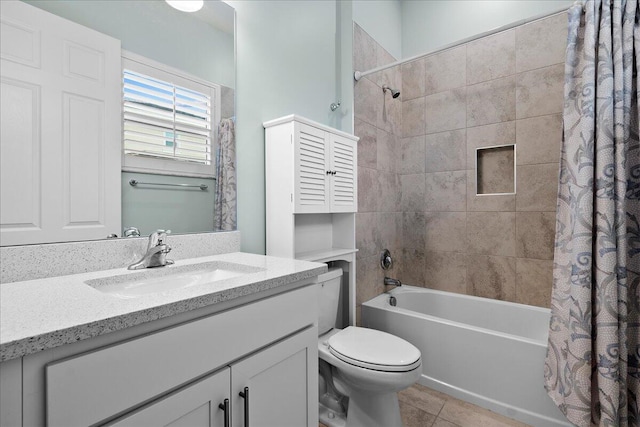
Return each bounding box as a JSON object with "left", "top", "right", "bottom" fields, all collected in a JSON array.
[{"left": 19, "top": 0, "right": 236, "bottom": 239}]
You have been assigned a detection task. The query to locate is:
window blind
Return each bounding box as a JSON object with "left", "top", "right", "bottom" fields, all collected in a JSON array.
[{"left": 123, "top": 69, "right": 212, "bottom": 165}]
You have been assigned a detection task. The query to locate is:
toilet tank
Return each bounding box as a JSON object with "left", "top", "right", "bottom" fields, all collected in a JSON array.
[{"left": 317, "top": 268, "right": 343, "bottom": 335}]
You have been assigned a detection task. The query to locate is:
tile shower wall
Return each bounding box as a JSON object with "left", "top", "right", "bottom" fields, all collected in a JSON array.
[
  {"left": 353, "top": 24, "right": 403, "bottom": 323},
  {"left": 353, "top": 13, "right": 567, "bottom": 311},
  {"left": 397, "top": 13, "right": 566, "bottom": 307}
]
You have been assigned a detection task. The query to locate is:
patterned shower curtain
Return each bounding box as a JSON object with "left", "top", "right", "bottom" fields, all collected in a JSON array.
[
  {"left": 544, "top": 1, "right": 639, "bottom": 426},
  {"left": 214, "top": 118, "right": 237, "bottom": 231}
]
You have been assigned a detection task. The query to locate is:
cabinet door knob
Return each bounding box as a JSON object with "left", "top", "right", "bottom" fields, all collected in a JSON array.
[
  {"left": 326, "top": 170, "right": 331, "bottom": 175},
  {"left": 218, "top": 398, "right": 230, "bottom": 427},
  {"left": 239, "top": 386, "right": 249, "bottom": 427}
]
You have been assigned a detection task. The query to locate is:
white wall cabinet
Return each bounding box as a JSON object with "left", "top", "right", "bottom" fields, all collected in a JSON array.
[
  {"left": 264, "top": 115, "right": 358, "bottom": 326},
  {"left": 293, "top": 121, "right": 357, "bottom": 213},
  {"left": 0, "top": 1, "right": 122, "bottom": 246}
]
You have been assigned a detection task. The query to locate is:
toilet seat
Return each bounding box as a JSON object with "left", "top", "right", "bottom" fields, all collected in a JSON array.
[{"left": 328, "top": 326, "right": 421, "bottom": 372}]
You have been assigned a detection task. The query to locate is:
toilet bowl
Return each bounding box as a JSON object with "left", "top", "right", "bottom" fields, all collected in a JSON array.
[{"left": 317, "top": 269, "right": 422, "bottom": 427}]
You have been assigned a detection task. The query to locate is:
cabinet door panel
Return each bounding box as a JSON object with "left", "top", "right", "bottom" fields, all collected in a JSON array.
[
  {"left": 231, "top": 327, "right": 318, "bottom": 427},
  {"left": 329, "top": 134, "right": 357, "bottom": 212},
  {"left": 294, "top": 123, "right": 330, "bottom": 213},
  {"left": 107, "top": 368, "right": 230, "bottom": 427}
]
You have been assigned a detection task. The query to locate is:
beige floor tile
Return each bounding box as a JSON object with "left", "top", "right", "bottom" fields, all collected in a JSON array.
[
  {"left": 400, "top": 401, "right": 438, "bottom": 427},
  {"left": 398, "top": 383, "right": 448, "bottom": 415},
  {"left": 438, "top": 398, "right": 531, "bottom": 427},
  {"left": 433, "top": 418, "right": 462, "bottom": 427}
]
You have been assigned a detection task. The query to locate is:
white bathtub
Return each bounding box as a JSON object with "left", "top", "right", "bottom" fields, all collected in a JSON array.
[{"left": 361, "top": 285, "right": 571, "bottom": 427}]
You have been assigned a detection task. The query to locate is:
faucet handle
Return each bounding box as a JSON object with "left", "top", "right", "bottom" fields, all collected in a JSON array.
[{"left": 155, "top": 229, "right": 171, "bottom": 244}]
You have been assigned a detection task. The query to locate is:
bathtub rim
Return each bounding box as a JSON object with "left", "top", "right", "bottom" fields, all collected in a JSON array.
[{"left": 363, "top": 285, "right": 550, "bottom": 347}]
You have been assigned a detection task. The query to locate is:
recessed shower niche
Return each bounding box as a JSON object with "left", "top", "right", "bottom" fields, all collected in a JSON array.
[{"left": 475, "top": 145, "right": 516, "bottom": 195}]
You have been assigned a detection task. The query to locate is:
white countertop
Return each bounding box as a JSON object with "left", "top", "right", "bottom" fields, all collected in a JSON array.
[{"left": 0, "top": 252, "right": 327, "bottom": 362}]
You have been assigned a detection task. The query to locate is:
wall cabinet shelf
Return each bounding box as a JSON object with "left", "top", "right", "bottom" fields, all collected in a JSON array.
[{"left": 265, "top": 115, "right": 358, "bottom": 326}]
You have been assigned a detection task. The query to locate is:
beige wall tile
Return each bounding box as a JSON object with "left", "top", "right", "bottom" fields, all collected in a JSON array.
[
  {"left": 424, "top": 250, "right": 467, "bottom": 293},
  {"left": 353, "top": 24, "right": 377, "bottom": 72},
  {"left": 378, "top": 85, "right": 402, "bottom": 135},
  {"left": 356, "top": 254, "right": 385, "bottom": 305},
  {"left": 425, "top": 129, "right": 467, "bottom": 173},
  {"left": 516, "top": 211, "right": 555, "bottom": 260},
  {"left": 403, "top": 97, "right": 426, "bottom": 137},
  {"left": 399, "top": 247, "right": 426, "bottom": 285},
  {"left": 355, "top": 118, "right": 377, "bottom": 168},
  {"left": 378, "top": 212, "right": 401, "bottom": 253},
  {"left": 403, "top": 211, "right": 426, "bottom": 250},
  {"left": 425, "top": 88, "right": 467, "bottom": 134},
  {"left": 373, "top": 46, "right": 401, "bottom": 92},
  {"left": 516, "top": 163, "right": 559, "bottom": 211},
  {"left": 467, "top": 254, "right": 516, "bottom": 301},
  {"left": 467, "top": 170, "right": 516, "bottom": 211},
  {"left": 516, "top": 13, "right": 567, "bottom": 72},
  {"left": 425, "top": 171, "right": 467, "bottom": 212},
  {"left": 425, "top": 212, "right": 467, "bottom": 252},
  {"left": 401, "top": 174, "right": 426, "bottom": 212},
  {"left": 516, "top": 258, "right": 553, "bottom": 307},
  {"left": 467, "top": 212, "right": 516, "bottom": 256},
  {"left": 399, "top": 135, "right": 426, "bottom": 175},
  {"left": 378, "top": 171, "right": 401, "bottom": 212},
  {"left": 354, "top": 77, "right": 380, "bottom": 127},
  {"left": 377, "top": 129, "right": 397, "bottom": 173},
  {"left": 425, "top": 45, "right": 467, "bottom": 95},
  {"left": 516, "top": 63, "right": 564, "bottom": 119},
  {"left": 402, "top": 58, "right": 426, "bottom": 101},
  {"left": 467, "top": 75, "right": 516, "bottom": 127},
  {"left": 432, "top": 419, "right": 459, "bottom": 427},
  {"left": 355, "top": 212, "right": 379, "bottom": 259},
  {"left": 466, "top": 121, "right": 516, "bottom": 169},
  {"left": 516, "top": 114, "right": 562, "bottom": 165},
  {"left": 467, "top": 29, "right": 516, "bottom": 85},
  {"left": 358, "top": 166, "right": 378, "bottom": 213}
]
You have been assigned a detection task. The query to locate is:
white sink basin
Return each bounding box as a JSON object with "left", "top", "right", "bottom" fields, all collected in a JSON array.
[{"left": 86, "top": 261, "right": 265, "bottom": 299}]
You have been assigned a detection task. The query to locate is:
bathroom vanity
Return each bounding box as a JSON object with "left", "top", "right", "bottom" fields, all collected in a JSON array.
[{"left": 0, "top": 252, "right": 326, "bottom": 427}]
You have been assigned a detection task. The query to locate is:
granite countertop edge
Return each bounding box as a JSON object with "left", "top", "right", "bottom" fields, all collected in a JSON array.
[{"left": 0, "top": 253, "right": 328, "bottom": 362}]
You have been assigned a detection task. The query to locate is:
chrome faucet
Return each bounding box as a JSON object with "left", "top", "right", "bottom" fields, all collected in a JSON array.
[
  {"left": 128, "top": 229, "right": 174, "bottom": 270},
  {"left": 384, "top": 277, "right": 402, "bottom": 288}
]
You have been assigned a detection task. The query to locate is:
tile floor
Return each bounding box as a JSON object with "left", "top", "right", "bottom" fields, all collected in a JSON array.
[{"left": 320, "top": 383, "right": 531, "bottom": 427}]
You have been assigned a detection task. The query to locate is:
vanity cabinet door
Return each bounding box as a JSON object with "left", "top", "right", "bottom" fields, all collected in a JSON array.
[
  {"left": 107, "top": 368, "right": 231, "bottom": 427},
  {"left": 231, "top": 326, "right": 318, "bottom": 427}
]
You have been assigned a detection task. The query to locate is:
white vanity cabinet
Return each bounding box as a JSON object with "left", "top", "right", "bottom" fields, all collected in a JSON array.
[
  {"left": 14, "top": 284, "right": 318, "bottom": 427},
  {"left": 265, "top": 115, "right": 358, "bottom": 214},
  {"left": 109, "top": 327, "right": 316, "bottom": 427}
]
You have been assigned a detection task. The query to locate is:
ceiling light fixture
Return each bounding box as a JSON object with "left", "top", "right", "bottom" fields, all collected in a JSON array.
[{"left": 165, "top": 0, "right": 204, "bottom": 13}]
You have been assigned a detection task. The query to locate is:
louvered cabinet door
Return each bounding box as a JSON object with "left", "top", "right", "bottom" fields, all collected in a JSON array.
[
  {"left": 329, "top": 134, "right": 357, "bottom": 212},
  {"left": 294, "top": 123, "right": 330, "bottom": 213}
]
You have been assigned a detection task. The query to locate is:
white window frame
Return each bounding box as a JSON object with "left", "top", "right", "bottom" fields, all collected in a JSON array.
[{"left": 121, "top": 50, "right": 221, "bottom": 178}]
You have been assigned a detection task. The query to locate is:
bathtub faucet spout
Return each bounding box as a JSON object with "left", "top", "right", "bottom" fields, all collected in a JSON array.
[{"left": 384, "top": 277, "right": 402, "bottom": 288}]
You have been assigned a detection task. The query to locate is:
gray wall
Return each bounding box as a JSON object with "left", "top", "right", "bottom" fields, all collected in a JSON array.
[
  {"left": 401, "top": 0, "right": 573, "bottom": 58},
  {"left": 230, "top": 0, "right": 344, "bottom": 254}
]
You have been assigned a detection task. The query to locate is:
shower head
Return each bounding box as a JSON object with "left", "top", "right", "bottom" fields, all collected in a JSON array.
[{"left": 382, "top": 85, "right": 400, "bottom": 99}]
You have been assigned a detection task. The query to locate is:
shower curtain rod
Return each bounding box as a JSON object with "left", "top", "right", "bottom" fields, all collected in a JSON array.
[{"left": 353, "top": 1, "right": 584, "bottom": 81}]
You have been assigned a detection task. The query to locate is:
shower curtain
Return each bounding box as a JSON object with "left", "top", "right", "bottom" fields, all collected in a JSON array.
[
  {"left": 214, "top": 118, "right": 237, "bottom": 231},
  {"left": 544, "top": 1, "right": 639, "bottom": 426}
]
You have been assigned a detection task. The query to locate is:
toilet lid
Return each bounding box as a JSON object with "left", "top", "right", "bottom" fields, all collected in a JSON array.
[{"left": 328, "top": 326, "right": 421, "bottom": 372}]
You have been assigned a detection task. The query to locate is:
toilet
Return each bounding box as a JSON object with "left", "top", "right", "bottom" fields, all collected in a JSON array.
[{"left": 317, "top": 268, "right": 422, "bottom": 427}]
